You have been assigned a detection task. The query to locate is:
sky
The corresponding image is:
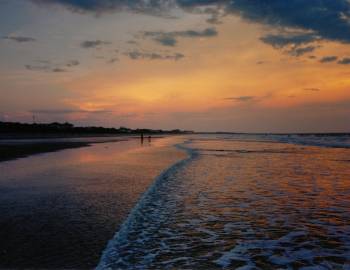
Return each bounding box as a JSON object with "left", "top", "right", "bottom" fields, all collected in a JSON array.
[{"left": 1, "top": 0, "right": 350, "bottom": 132}]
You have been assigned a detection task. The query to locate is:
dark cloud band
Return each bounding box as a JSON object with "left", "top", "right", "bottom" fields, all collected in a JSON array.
[
  {"left": 143, "top": 28, "right": 217, "bottom": 46},
  {"left": 3, "top": 35, "right": 36, "bottom": 42},
  {"left": 31, "top": 1, "right": 350, "bottom": 51}
]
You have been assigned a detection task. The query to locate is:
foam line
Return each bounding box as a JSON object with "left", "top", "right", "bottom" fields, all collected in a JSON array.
[{"left": 96, "top": 142, "right": 196, "bottom": 269}]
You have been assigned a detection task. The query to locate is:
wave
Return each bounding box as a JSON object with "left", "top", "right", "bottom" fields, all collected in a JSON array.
[
  {"left": 269, "top": 134, "right": 350, "bottom": 148},
  {"left": 96, "top": 136, "right": 350, "bottom": 269},
  {"left": 96, "top": 142, "right": 196, "bottom": 269},
  {"left": 209, "top": 133, "right": 350, "bottom": 149}
]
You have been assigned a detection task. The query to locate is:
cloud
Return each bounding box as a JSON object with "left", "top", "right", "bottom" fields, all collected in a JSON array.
[
  {"left": 30, "top": 109, "right": 112, "bottom": 114},
  {"left": 303, "top": 88, "right": 321, "bottom": 92},
  {"left": 31, "top": 0, "right": 350, "bottom": 45},
  {"left": 203, "top": 7, "right": 225, "bottom": 24},
  {"left": 25, "top": 59, "right": 79, "bottom": 72},
  {"left": 107, "top": 57, "right": 119, "bottom": 63},
  {"left": 224, "top": 93, "right": 274, "bottom": 103},
  {"left": 289, "top": 45, "right": 317, "bottom": 57},
  {"left": 227, "top": 1, "right": 350, "bottom": 45},
  {"left": 2, "top": 35, "right": 36, "bottom": 43},
  {"left": 66, "top": 60, "right": 80, "bottom": 67},
  {"left": 25, "top": 64, "right": 50, "bottom": 71},
  {"left": 338, "top": 57, "right": 350, "bottom": 65},
  {"left": 320, "top": 56, "right": 338, "bottom": 63},
  {"left": 52, "top": 68, "right": 67, "bottom": 72},
  {"left": 31, "top": 0, "right": 173, "bottom": 16},
  {"left": 80, "top": 40, "right": 111, "bottom": 49},
  {"left": 25, "top": 65, "right": 67, "bottom": 72},
  {"left": 260, "top": 33, "right": 318, "bottom": 49},
  {"left": 127, "top": 40, "right": 138, "bottom": 45},
  {"left": 225, "top": 96, "right": 256, "bottom": 102},
  {"left": 260, "top": 32, "right": 320, "bottom": 56},
  {"left": 143, "top": 28, "right": 218, "bottom": 46},
  {"left": 30, "top": 1, "right": 350, "bottom": 55},
  {"left": 124, "top": 50, "right": 184, "bottom": 60}
]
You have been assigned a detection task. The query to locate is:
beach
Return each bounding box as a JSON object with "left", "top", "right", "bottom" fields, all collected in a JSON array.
[
  {"left": 0, "top": 134, "right": 349, "bottom": 269},
  {"left": 0, "top": 135, "right": 137, "bottom": 162},
  {"left": 0, "top": 136, "right": 187, "bottom": 268}
]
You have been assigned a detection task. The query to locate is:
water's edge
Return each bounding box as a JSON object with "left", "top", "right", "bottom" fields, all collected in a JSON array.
[{"left": 96, "top": 142, "right": 194, "bottom": 269}]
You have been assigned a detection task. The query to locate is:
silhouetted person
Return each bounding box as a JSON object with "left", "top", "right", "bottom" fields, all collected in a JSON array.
[
  {"left": 148, "top": 135, "right": 151, "bottom": 142},
  {"left": 141, "top": 133, "right": 144, "bottom": 144}
]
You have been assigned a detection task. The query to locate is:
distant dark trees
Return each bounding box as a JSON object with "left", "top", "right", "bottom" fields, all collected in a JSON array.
[{"left": 0, "top": 121, "right": 193, "bottom": 135}]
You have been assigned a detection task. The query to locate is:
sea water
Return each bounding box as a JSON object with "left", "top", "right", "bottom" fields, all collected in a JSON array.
[{"left": 98, "top": 134, "right": 350, "bottom": 269}]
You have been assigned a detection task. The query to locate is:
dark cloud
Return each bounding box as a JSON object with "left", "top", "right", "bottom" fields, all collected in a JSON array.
[
  {"left": 37, "top": 60, "right": 51, "bottom": 64},
  {"left": 338, "top": 57, "right": 350, "bottom": 65},
  {"left": 107, "top": 57, "right": 119, "bottom": 63},
  {"left": 124, "top": 50, "right": 184, "bottom": 60},
  {"left": 80, "top": 40, "right": 111, "bottom": 49},
  {"left": 25, "top": 59, "right": 79, "bottom": 72},
  {"left": 127, "top": 40, "right": 138, "bottom": 45},
  {"left": 30, "top": 109, "right": 112, "bottom": 114},
  {"left": 260, "top": 32, "right": 320, "bottom": 56},
  {"left": 52, "top": 68, "right": 67, "bottom": 72},
  {"left": 304, "top": 88, "right": 321, "bottom": 92},
  {"left": 204, "top": 7, "right": 225, "bottom": 24},
  {"left": 320, "top": 56, "right": 338, "bottom": 63},
  {"left": 225, "top": 96, "right": 255, "bottom": 102},
  {"left": 225, "top": 93, "right": 274, "bottom": 103},
  {"left": 206, "top": 15, "right": 222, "bottom": 24},
  {"left": 289, "top": 45, "right": 317, "bottom": 57},
  {"left": 31, "top": 1, "right": 350, "bottom": 53},
  {"left": 143, "top": 28, "right": 217, "bottom": 46},
  {"left": 66, "top": 60, "right": 80, "bottom": 67},
  {"left": 3, "top": 35, "right": 36, "bottom": 43},
  {"left": 26, "top": 65, "right": 67, "bottom": 73},
  {"left": 260, "top": 33, "right": 318, "bottom": 49},
  {"left": 25, "top": 64, "right": 50, "bottom": 71},
  {"left": 31, "top": 1, "right": 350, "bottom": 42},
  {"left": 227, "top": 1, "right": 350, "bottom": 44},
  {"left": 31, "top": 0, "right": 172, "bottom": 16}
]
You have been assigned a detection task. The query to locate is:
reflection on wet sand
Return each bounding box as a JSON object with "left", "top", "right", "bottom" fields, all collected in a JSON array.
[
  {"left": 99, "top": 136, "right": 350, "bottom": 269},
  {"left": 0, "top": 136, "right": 187, "bottom": 269}
]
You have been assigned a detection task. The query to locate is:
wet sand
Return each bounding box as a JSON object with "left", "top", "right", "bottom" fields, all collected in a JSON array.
[
  {"left": 0, "top": 136, "right": 187, "bottom": 268},
  {"left": 0, "top": 135, "right": 136, "bottom": 162},
  {"left": 99, "top": 135, "right": 350, "bottom": 269},
  {"left": 0, "top": 135, "right": 171, "bottom": 162},
  {"left": 0, "top": 142, "right": 89, "bottom": 162}
]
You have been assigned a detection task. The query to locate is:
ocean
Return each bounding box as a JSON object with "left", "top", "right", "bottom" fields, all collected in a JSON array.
[
  {"left": 0, "top": 134, "right": 349, "bottom": 269},
  {"left": 98, "top": 134, "right": 350, "bottom": 269}
]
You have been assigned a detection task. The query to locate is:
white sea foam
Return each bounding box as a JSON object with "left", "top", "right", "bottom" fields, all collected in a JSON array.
[
  {"left": 96, "top": 142, "right": 196, "bottom": 269},
  {"left": 97, "top": 136, "right": 350, "bottom": 269}
]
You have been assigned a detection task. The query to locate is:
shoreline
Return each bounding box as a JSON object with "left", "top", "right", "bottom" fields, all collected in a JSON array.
[
  {"left": 0, "top": 142, "right": 91, "bottom": 162},
  {"left": 97, "top": 143, "right": 193, "bottom": 269},
  {"left": 0, "top": 133, "right": 134, "bottom": 140},
  {"left": 0, "top": 134, "right": 170, "bottom": 162},
  {"left": 0, "top": 135, "right": 135, "bottom": 162},
  {"left": 0, "top": 136, "right": 188, "bottom": 268}
]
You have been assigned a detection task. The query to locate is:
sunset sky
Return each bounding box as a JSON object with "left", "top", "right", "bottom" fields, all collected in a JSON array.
[{"left": 1, "top": 0, "right": 350, "bottom": 132}]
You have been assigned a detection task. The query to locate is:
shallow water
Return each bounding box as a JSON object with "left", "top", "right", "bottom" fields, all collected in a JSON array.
[
  {"left": 99, "top": 135, "right": 350, "bottom": 269},
  {"left": 0, "top": 136, "right": 186, "bottom": 268}
]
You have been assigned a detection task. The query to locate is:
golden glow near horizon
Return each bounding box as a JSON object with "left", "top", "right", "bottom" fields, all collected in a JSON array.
[{"left": 1, "top": 1, "right": 350, "bottom": 132}]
